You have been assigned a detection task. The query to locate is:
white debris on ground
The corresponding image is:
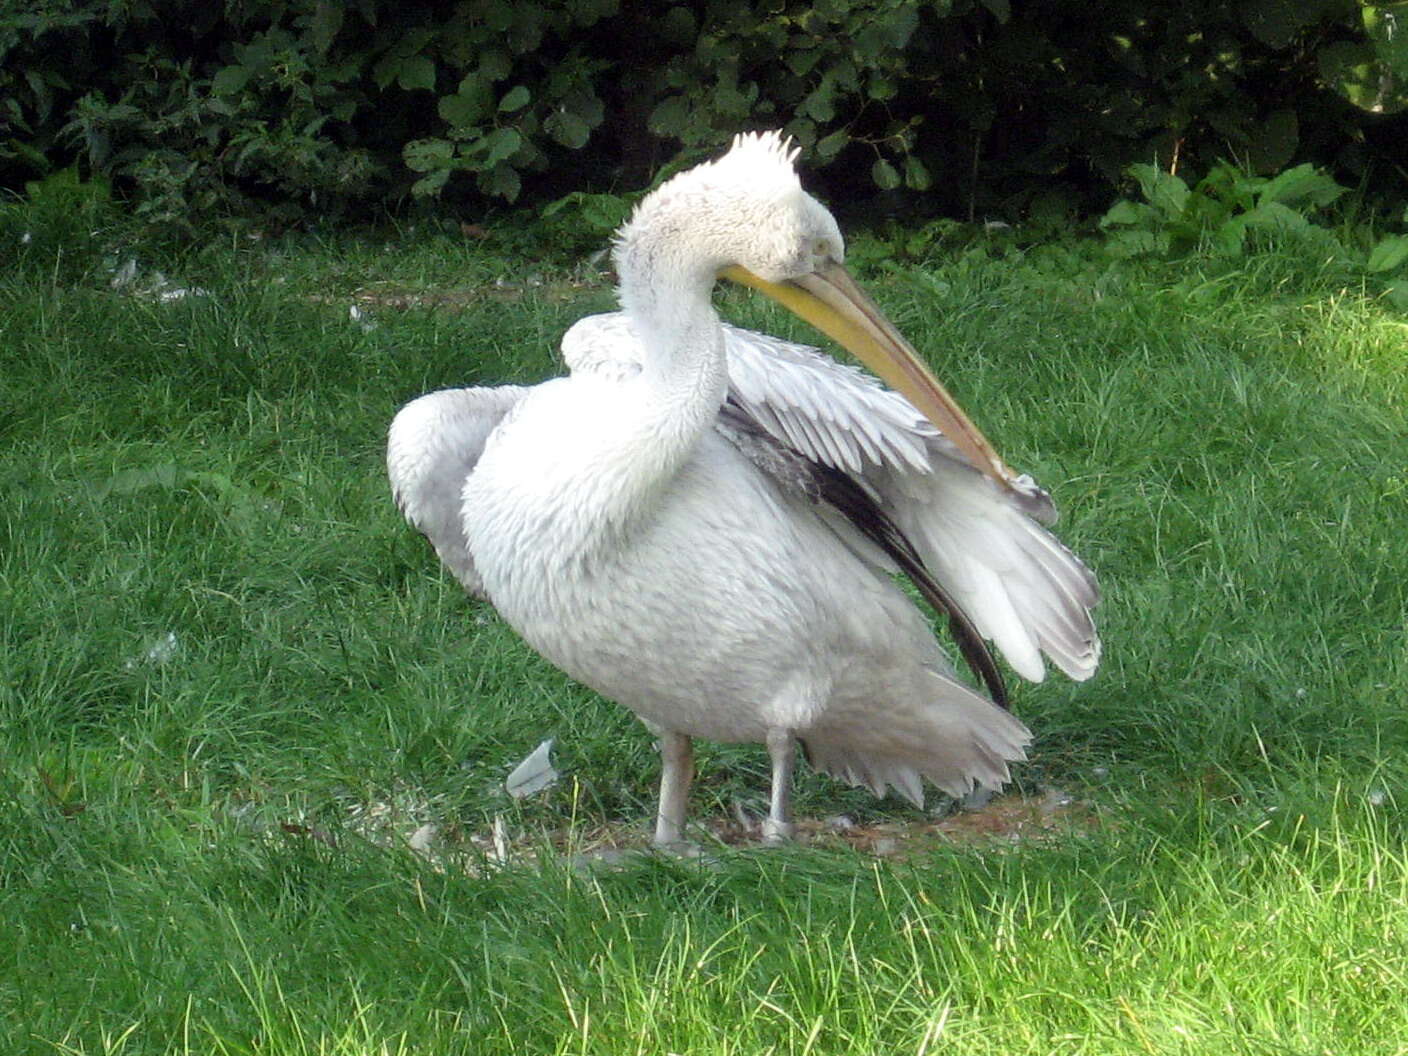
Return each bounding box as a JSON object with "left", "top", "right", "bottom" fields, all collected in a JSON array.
[
  {"left": 298, "top": 742, "right": 565, "bottom": 871},
  {"left": 505, "top": 738, "right": 559, "bottom": 799},
  {"left": 344, "top": 783, "right": 450, "bottom": 857},
  {"left": 124, "top": 630, "right": 179, "bottom": 670},
  {"left": 406, "top": 822, "right": 438, "bottom": 853},
  {"left": 348, "top": 304, "right": 377, "bottom": 332},
  {"left": 491, "top": 814, "right": 510, "bottom": 863},
  {"left": 108, "top": 257, "right": 209, "bottom": 302}
]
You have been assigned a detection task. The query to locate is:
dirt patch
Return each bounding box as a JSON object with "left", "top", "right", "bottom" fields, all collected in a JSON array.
[
  {"left": 308, "top": 273, "right": 608, "bottom": 313},
  {"left": 425, "top": 789, "right": 1106, "bottom": 869}
]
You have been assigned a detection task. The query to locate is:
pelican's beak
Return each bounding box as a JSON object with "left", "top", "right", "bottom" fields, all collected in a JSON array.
[{"left": 720, "top": 261, "right": 1019, "bottom": 492}]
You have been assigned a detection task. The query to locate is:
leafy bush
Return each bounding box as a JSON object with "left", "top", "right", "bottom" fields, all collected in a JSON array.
[
  {"left": 1099, "top": 157, "right": 1408, "bottom": 307},
  {"left": 2, "top": 0, "right": 1407, "bottom": 230},
  {"left": 1100, "top": 162, "right": 1349, "bottom": 257}
]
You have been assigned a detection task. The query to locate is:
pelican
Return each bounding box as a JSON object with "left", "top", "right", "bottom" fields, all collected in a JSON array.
[{"left": 387, "top": 132, "right": 1099, "bottom": 845}]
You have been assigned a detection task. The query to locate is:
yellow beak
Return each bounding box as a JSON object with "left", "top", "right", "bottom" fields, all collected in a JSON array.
[{"left": 720, "top": 261, "right": 1018, "bottom": 492}]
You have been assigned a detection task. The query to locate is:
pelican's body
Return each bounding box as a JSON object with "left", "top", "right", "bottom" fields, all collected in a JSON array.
[{"left": 388, "top": 134, "right": 1099, "bottom": 843}]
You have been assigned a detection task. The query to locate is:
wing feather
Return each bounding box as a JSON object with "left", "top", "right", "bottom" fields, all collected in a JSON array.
[
  {"left": 714, "top": 316, "right": 1102, "bottom": 683},
  {"left": 875, "top": 438, "right": 1100, "bottom": 682},
  {"left": 387, "top": 386, "right": 529, "bottom": 596}
]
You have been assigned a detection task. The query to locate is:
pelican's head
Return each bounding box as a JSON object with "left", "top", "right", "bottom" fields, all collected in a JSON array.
[
  {"left": 619, "top": 131, "right": 1021, "bottom": 495},
  {"left": 616, "top": 132, "right": 846, "bottom": 286}
]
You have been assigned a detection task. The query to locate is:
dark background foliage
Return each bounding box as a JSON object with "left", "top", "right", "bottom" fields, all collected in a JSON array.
[{"left": 3, "top": 0, "right": 1407, "bottom": 232}]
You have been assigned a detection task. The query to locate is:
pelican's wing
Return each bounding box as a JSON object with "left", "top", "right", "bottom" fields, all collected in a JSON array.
[
  {"left": 387, "top": 385, "right": 530, "bottom": 597},
  {"left": 389, "top": 319, "right": 637, "bottom": 597},
  {"left": 720, "top": 323, "right": 936, "bottom": 476},
  {"left": 716, "top": 403, "right": 1010, "bottom": 706},
  {"left": 719, "top": 322, "right": 1101, "bottom": 685}
]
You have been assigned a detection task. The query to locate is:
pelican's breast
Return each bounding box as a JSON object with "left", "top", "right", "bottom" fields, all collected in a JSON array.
[{"left": 466, "top": 411, "right": 838, "bottom": 739}]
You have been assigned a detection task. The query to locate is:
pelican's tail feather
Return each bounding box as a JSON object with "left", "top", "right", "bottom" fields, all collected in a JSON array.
[{"left": 802, "top": 674, "right": 1031, "bottom": 806}]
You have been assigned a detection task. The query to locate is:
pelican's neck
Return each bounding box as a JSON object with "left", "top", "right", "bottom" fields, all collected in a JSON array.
[{"left": 613, "top": 221, "right": 730, "bottom": 458}]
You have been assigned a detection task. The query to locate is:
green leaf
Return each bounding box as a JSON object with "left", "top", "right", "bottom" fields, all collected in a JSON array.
[
  {"left": 1244, "top": 200, "right": 1311, "bottom": 233},
  {"left": 410, "top": 168, "right": 451, "bottom": 197},
  {"left": 397, "top": 55, "right": 436, "bottom": 92},
  {"left": 1132, "top": 163, "right": 1190, "bottom": 220},
  {"left": 479, "top": 162, "right": 521, "bottom": 201},
  {"left": 579, "top": 193, "right": 629, "bottom": 231},
  {"left": 1099, "top": 199, "right": 1155, "bottom": 229},
  {"left": 479, "top": 49, "right": 512, "bottom": 83},
  {"left": 1240, "top": 0, "right": 1324, "bottom": 49},
  {"left": 212, "top": 66, "right": 251, "bottom": 95},
  {"left": 799, "top": 80, "right": 835, "bottom": 123},
  {"left": 785, "top": 44, "right": 822, "bottom": 77},
  {"left": 1384, "top": 279, "right": 1408, "bottom": 310},
  {"left": 648, "top": 95, "right": 690, "bottom": 136},
  {"left": 1367, "top": 234, "right": 1408, "bottom": 273},
  {"left": 439, "top": 85, "right": 489, "bottom": 129},
  {"left": 310, "top": 0, "right": 343, "bottom": 55},
  {"left": 903, "top": 155, "right": 931, "bottom": 191},
  {"left": 391, "top": 27, "right": 436, "bottom": 59},
  {"left": 371, "top": 53, "right": 400, "bottom": 91},
  {"left": 545, "top": 109, "right": 590, "bottom": 149},
  {"left": 660, "top": 6, "right": 696, "bottom": 45},
  {"left": 483, "top": 127, "right": 523, "bottom": 166},
  {"left": 1246, "top": 109, "right": 1299, "bottom": 174},
  {"left": 498, "top": 85, "right": 531, "bottom": 112},
  {"left": 783, "top": 117, "right": 817, "bottom": 148},
  {"left": 1258, "top": 164, "right": 1346, "bottom": 209},
  {"left": 815, "top": 130, "right": 849, "bottom": 160},
  {"left": 403, "top": 138, "right": 453, "bottom": 173},
  {"left": 1103, "top": 228, "right": 1166, "bottom": 258},
  {"left": 1364, "top": 4, "right": 1408, "bottom": 78},
  {"left": 867, "top": 74, "right": 897, "bottom": 101},
  {"left": 979, "top": 0, "right": 1011, "bottom": 22},
  {"left": 871, "top": 158, "right": 901, "bottom": 190},
  {"left": 1212, "top": 215, "right": 1248, "bottom": 256},
  {"left": 545, "top": 191, "right": 631, "bottom": 233},
  {"left": 1319, "top": 40, "right": 1408, "bottom": 114},
  {"left": 855, "top": 8, "right": 918, "bottom": 58}
]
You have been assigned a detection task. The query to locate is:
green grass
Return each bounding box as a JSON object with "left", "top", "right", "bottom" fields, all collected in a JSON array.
[{"left": 2, "top": 226, "right": 1406, "bottom": 1054}]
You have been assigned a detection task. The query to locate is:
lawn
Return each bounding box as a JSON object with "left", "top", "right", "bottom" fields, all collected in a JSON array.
[{"left": 2, "top": 219, "right": 1406, "bottom": 1055}]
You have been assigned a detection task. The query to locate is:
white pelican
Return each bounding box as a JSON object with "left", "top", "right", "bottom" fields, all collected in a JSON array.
[{"left": 388, "top": 132, "right": 1099, "bottom": 845}]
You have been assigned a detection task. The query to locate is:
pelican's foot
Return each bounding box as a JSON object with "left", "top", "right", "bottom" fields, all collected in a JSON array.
[
  {"left": 652, "top": 838, "right": 705, "bottom": 858},
  {"left": 761, "top": 817, "right": 795, "bottom": 843}
]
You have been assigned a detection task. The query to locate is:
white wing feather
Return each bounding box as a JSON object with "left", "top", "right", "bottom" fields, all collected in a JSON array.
[{"left": 387, "top": 385, "right": 529, "bottom": 597}]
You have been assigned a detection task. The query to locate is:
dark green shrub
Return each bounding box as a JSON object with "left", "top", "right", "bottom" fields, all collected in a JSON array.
[{"left": 1, "top": 0, "right": 1406, "bottom": 230}]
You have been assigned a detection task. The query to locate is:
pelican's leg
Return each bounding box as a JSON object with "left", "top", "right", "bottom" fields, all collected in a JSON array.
[
  {"left": 654, "top": 730, "right": 694, "bottom": 846},
  {"left": 762, "top": 728, "right": 797, "bottom": 843}
]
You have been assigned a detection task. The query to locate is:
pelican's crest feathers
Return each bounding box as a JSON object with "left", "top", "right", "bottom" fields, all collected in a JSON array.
[{"left": 615, "top": 132, "right": 803, "bottom": 257}]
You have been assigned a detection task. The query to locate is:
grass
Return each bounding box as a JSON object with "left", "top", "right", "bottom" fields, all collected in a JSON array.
[{"left": 2, "top": 220, "right": 1406, "bottom": 1054}]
